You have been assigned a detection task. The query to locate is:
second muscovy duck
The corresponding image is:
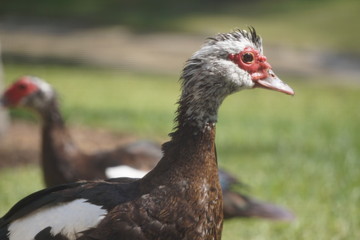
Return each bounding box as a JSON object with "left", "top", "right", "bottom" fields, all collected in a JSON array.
[
  {"left": 1, "top": 76, "right": 294, "bottom": 221},
  {"left": 1, "top": 76, "right": 161, "bottom": 187},
  {"left": 0, "top": 28, "right": 294, "bottom": 240}
]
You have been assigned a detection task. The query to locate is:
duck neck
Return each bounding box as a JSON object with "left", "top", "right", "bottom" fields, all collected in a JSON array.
[
  {"left": 169, "top": 120, "right": 218, "bottom": 169},
  {"left": 40, "top": 99, "right": 80, "bottom": 186},
  {"left": 144, "top": 61, "right": 232, "bottom": 176},
  {"left": 175, "top": 87, "right": 225, "bottom": 133},
  {"left": 144, "top": 78, "right": 225, "bottom": 181}
]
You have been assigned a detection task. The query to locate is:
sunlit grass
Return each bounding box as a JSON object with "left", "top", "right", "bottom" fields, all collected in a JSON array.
[
  {"left": 218, "top": 82, "right": 360, "bottom": 239},
  {"left": 1, "top": 64, "right": 360, "bottom": 239},
  {"left": 0, "top": 166, "right": 42, "bottom": 214}
]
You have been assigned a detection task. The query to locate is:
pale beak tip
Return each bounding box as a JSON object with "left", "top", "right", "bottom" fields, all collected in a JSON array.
[{"left": 284, "top": 85, "right": 295, "bottom": 96}]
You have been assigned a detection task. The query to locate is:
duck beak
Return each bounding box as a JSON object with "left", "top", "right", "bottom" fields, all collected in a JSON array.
[{"left": 254, "top": 69, "right": 294, "bottom": 96}]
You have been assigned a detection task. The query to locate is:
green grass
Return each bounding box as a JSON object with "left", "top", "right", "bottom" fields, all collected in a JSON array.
[
  {"left": 1, "top": 64, "right": 360, "bottom": 239},
  {"left": 0, "top": 166, "right": 43, "bottom": 214}
]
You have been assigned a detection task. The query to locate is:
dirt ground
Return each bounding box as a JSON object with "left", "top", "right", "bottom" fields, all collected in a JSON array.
[{"left": 0, "top": 120, "right": 141, "bottom": 169}]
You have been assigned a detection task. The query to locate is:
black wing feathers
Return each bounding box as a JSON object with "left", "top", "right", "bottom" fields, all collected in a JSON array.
[
  {"left": 34, "top": 227, "right": 69, "bottom": 240},
  {"left": 0, "top": 177, "right": 140, "bottom": 229}
]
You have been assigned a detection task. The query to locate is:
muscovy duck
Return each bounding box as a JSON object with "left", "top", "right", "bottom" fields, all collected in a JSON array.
[
  {"left": 1, "top": 76, "right": 294, "bottom": 221},
  {"left": 0, "top": 28, "right": 294, "bottom": 240}
]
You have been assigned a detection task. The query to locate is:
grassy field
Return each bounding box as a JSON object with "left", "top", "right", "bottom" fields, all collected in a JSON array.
[{"left": 1, "top": 63, "right": 360, "bottom": 239}]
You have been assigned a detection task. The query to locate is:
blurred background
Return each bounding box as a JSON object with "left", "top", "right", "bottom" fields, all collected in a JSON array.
[{"left": 0, "top": 0, "right": 359, "bottom": 239}]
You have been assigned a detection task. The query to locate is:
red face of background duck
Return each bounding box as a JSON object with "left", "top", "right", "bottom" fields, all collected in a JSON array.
[
  {"left": 1, "top": 76, "right": 39, "bottom": 107},
  {"left": 1, "top": 76, "right": 55, "bottom": 112}
]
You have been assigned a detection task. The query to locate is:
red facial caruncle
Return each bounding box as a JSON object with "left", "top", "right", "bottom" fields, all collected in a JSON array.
[
  {"left": 3, "top": 76, "right": 39, "bottom": 106},
  {"left": 228, "top": 47, "right": 271, "bottom": 81}
]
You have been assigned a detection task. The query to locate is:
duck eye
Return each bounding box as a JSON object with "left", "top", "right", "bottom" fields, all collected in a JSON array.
[
  {"left": 242, "top": 53, "right": 254, "bottom": 64},
  {"left": 18, "top": 84, "right": 27, "bottom": 90}
]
